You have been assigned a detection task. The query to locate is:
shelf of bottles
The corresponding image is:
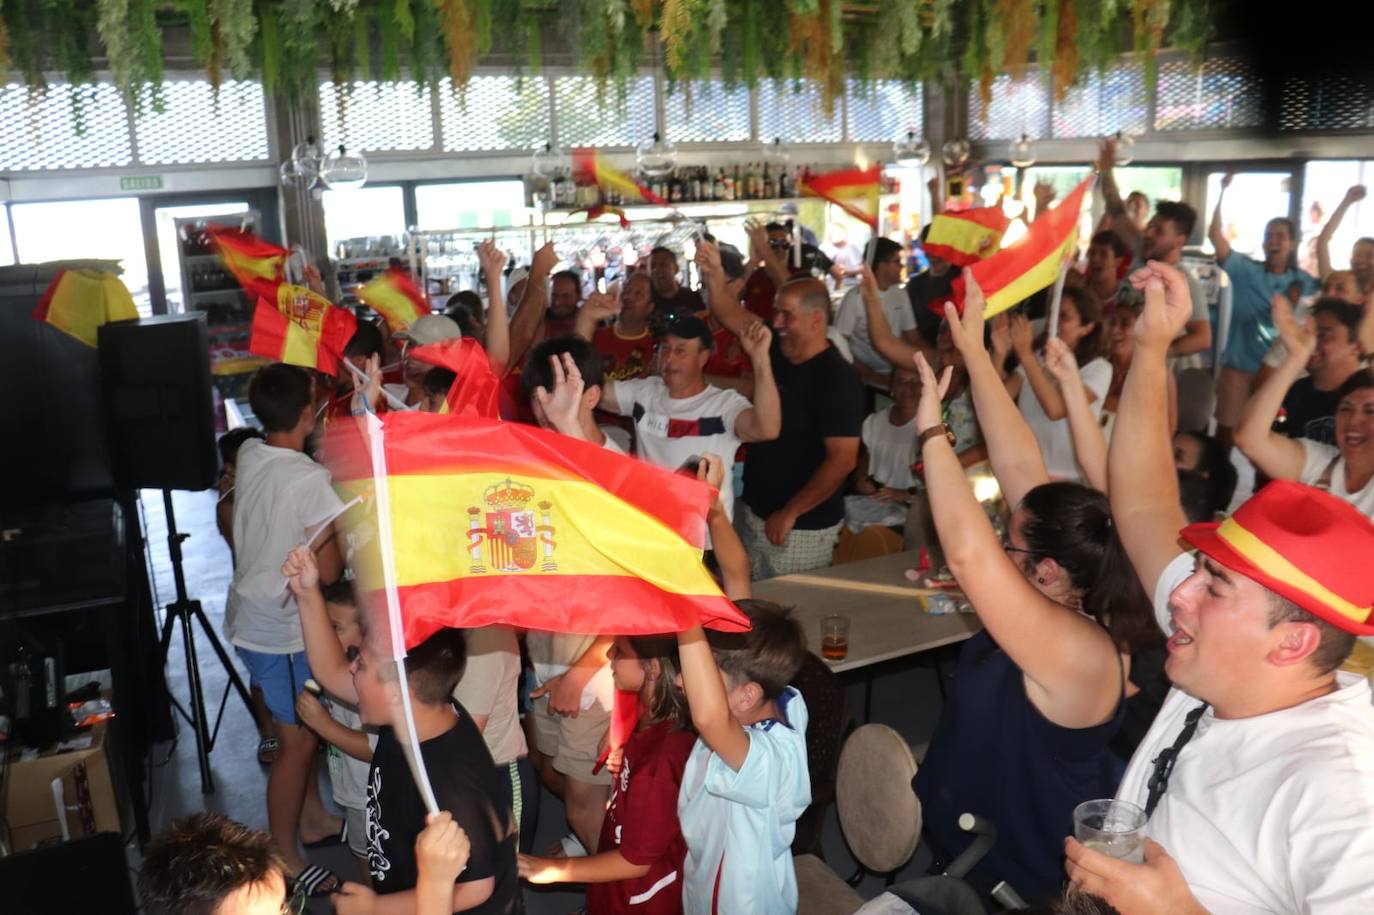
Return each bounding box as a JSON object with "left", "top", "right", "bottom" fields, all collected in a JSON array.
[
  {"left": 331, "top": 235, "right": 409, "bottom": 318},
  {"left": 174, "top": 211, "right": 267, "bottom": 430},
  {"left": 536, "top": 161, "right": 825, "bottom": 210}
]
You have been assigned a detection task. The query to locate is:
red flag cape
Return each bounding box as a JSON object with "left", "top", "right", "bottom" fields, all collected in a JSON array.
[
  {"left": 572, "top": 148, "right": 667, "bottom": 206},
  {"left": 31, "top": 268, "right": 139, "bottom": 347},
  {"left": 924, "top": 206, "right": 1012, "bottom": 267},
  {"left": 206, "top": 225, "right": 289, "bottom": 301},
  {"left": 324, "top": 412, "right": 749, "bottom": 649},
  {"left": 409, "top": 337, "right": 501, "bottom": 418},
  {"left": 944, "top": 176, "right": 1093, "bottom": 319},
  {"left": 595, "top": 690, "right": 643, "bottom": 775},
  {"left": 358, "top": 267, "right": 431, "bottom": 335},
  {"left": 250, "top": 284, "right": 357, "bottom": 374},
  {"left": 799, "top": 165, "right": 882, "bottom": 228}
]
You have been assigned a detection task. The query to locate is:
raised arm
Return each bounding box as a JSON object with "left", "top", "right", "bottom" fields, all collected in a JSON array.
[
  {"left": 1317, "top": 185, "right": 1366, "bottom": 280},
  {"left": 506, "top": 241, "right": 558, "bottom": 370},
  {"left": 732, "top": 323, "right": 781, "bottom": 442},
  {"left": 700, "top": 454, "right": 751, "bottom": 601},
  {"left": 696, "top": 238, "right": 756, "bottom": 337},
  {"left": 913, "top": 352, "right": 1121, "bottom": 728},
  {"left": 477, "top": 241, "right": 510, "bottom": 372},
  {"left": 1010, "top": 313, "right": 1075, "bottom": 421},
  {"left": 572, "top": 290, "right": 619, "bottom": 344},
  {"left": 1208, "top": 170, "right": 1234, "bottom": 264},
  {"left": 1109, "top": 262, "right": 1196, "bottom": 593},
  {"left": 678, "top": 625, "right": 749, "bottom": 770},
  {"left": 1234, "top": 296, "right": 1314, "bottom": 481},
  {"left": 1044, "top": 338, "right": 1108, "bottom": 493},
  {"left": 942, "top": 275, "right": 1050, "bottom": 507},
  {"left": 745, "top": 218, "right": 790, "bottom": 288},
  {"left": 282, "top": 545, "right": 358, "bottom": 704},
  {"left": 859, "top": 266, "right": 935, "bottom": 367}
]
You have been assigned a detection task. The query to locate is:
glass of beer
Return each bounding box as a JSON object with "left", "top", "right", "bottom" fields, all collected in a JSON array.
[
  {"left": 821, "top": 615, "right": 850, "bottom": 662},
  {"left": 1073, "top": 799, "right": 1146, "bottom": 864}
]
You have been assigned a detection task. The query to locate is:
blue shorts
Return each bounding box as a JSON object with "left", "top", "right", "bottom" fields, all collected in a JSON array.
[{"left": 236, "top": 648, "right": 312, "bottom": 726}]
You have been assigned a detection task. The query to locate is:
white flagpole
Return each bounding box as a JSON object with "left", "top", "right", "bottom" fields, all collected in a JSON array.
[
  {"left": 343, "top": 356, "right": 415, "bottom": 412},
  {"left": 1046, "top": 261, "right": 1070, "bottom": 340}
]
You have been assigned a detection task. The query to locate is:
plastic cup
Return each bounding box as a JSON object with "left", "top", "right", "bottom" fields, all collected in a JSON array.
[
  {"left": 1073, "top": 799, "right": 1146, "bottom": 864},
  {"left": 821, "top": 615, "right": 850, "bottom": 661}
]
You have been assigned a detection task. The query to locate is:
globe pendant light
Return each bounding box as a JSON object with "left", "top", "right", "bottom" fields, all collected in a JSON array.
[
  {"left": 320, "top": 145, "right": 369, "bottom": 191},
  {"left": 894, "top": 130, "right": 932, "bottom": 168},
  {"left": 1010, "top": 133, "right": 1037, "bottom": 169},
  {"left": 636, "top": 131, "right": 678, "bottom": 180}
]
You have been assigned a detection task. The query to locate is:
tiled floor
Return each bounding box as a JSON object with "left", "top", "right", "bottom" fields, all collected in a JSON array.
[{"left": 134, "top": 488, "right": 949, "bottom": 913}]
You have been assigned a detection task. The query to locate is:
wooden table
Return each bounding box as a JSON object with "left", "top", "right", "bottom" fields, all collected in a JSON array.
[{"left": 754, "top": 550, "right": 982, "bottom": 719}]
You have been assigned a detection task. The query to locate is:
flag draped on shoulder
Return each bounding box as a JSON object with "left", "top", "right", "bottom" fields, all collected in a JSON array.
[
  {"left": 924, "top": 206, "right": 1012, "bottom": 267},
  {"left": 324, "top": 412, "right": 750, "bottom": 650},
  {"left": 572, "top": 148, "right": 667, "bottom": 206},
  {"left": 206, "top": 225, "right": 289, "bottom": 301},
  {"left": 949, "top": 176, "right": 1094, "bottom": 319},
  {"left": 250, "top": 283, "right": 357, "bottom": 373},
  {"left": 31, "top": 268, "right": 139, "bottom": 347},
  {"left": 798, "top": 165, "right": 882, "bottom": 229},
  {"left": 358, "top": 267, "right": 431, "bottom": 335},
  {"left": 409, "top": 337, "right": 501, "bottom": 418}
]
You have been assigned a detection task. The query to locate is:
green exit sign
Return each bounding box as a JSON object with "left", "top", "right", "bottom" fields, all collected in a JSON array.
[{"left": 120, "top": 175, "right": 163, "bottom": 191}]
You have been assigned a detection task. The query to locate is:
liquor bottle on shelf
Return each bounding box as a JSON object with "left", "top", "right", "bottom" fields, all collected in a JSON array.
[{"left": 689, "top": 168, "right": 702, "bottom": 203}]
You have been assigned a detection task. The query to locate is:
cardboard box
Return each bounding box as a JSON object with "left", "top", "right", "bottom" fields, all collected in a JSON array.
[{"left": 3, "top": 721, "right": 120, "bottom": 853}]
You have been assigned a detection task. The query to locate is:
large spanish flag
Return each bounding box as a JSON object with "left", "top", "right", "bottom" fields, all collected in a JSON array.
[
  {"left": 949, "top": 176, "right": 1093, "bottom": 319},
  {"left": 249, "top": 283, "right": 357, "bottom": 374},
  {"left": 325, "top": 411, "right": 750, "bottom": 649},
  {"left": 409, "top": 337, "right": 501, "bottom": 418},
  {"left": 358, "top": 267, "right": 431, "bottom": 335},
  {"left": 572, "top": 148, "right": 667, "bottom": 206},
  {"left": 924, "top": 206, "right": 1012, "bottom": 267},
  {"left": 799, "top": 165, "right": 882, "bottom": 229},
  {"left": 31, "top": 268, "right": 139, "bottom": 347},
  {"left": 206, "top": 225, "right": 289, "bottom": 301}
]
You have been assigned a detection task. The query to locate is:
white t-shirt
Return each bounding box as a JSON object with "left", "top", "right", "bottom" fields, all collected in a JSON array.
[
  {"left": 834, "top": 283, "right": 918, "bottom": 372},
  {"left": 610, "top": 377, "right": 751, "bottom": 519},
  {"left": 224, "top": 439, "right": 345, "bottom": 653},
  {"left": 452, "top": 625, "right": 527, "bottom": 765},
  {"left": 860, "top": 407, "right": 918, "bottom": 490},
  {"left": 1016, "top": 355, "right": 1112, "bottom": 482},
  {"left": 1299, "top": 438, "right": 1374, "bottom": 518},
  {"left": 325, "top": 700, "right": 377, "bottom": 810},
  {"left": 1114, "top": 553, "right": 1374, "bottom": 915}
]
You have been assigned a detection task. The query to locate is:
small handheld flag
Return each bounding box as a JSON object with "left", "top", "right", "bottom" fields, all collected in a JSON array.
[
  {"left": 409, "top": 337, "right": 502, "bottom": 418},
  {"left": 798, "top": 165, "right": 882, "bottom": 229},
  {"left": 924, "top": 206, "right": 1012, "bottom": 267},
  {"left": 358, "top": 267, "right": 431, "bottom": 336},
  {"left": 572, "top": 148, "right": 667, "bottom": 206},
  {"left": 249, "top": 283, "right": 357, "bottom": 374},
  {"left": 206, "top": 226, "right": 290, "bottom": 302}
]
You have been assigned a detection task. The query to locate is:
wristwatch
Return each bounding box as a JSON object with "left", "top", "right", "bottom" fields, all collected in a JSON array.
[{"left": 917, "top": 422, "right": 957, "bottom": 449}]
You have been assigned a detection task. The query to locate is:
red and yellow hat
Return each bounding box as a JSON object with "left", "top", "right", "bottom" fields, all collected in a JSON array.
[{"left": 1180, "top": 480, "right": 1374, "bottom": 636}]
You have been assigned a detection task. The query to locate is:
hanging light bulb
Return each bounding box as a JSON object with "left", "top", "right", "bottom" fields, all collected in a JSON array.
[
  {"left": 1113, "top": 130, "right": 1136, "bottom": 166},
  {"left": 761, "top": 136, "right": 791, "bottom": 167},
  {"left": 531, "top": 142, "right": 568, "bottom": 178},
  {"left": 636, "top": 131, "right": 678, "bottom": 180},
  {"left": 320, "top": 144, "right": 369, "bottom": 191},
  {"left": 279, "top": 158, "right": 312, "bottom": 188},
  {"left": 893, "top": 130, "right": 932, "bottom": 168},
  {"left": 1010, "top": 133, "right": 1037, "bottom": 168},
  {"left": 941, "top": 138, "right": 970, "bottom": 168}
]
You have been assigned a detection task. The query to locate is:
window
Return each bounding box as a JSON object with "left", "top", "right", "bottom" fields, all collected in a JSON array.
[
  {"left": 968, "top": 71, "right": 1048, "bottom": 141},
  {"left": 321, "top": 185, "right": 408, "bottom": 254},
  {"left": 12, "top": 198, "right": 150, "bottom": 313},
  {"left": 1280, "top": 78, "right": 1374, "bottom": 132},
  {"left": 1203, "top": 171, "right": 1292, "bottom": 260},
  {"left": 663, "top": 80, "right": 752, "bottom": 144},
  {"left": 552, "top": 76, "right": 655, "bottom": 148},
  {"left": 440, "top": 76, "right": 551, "bottom": 152},
  {"left": 845, "top": 80, "right": 922, "bottom": 143},
  {"left": 414, "top": 181, "right": 528, "bottom": 231},
  {"left": 1050, "top": 64, "right": 1147, "bottom": 138},
  {"left": 0, "top": 83, "right": 133, "bottom": 171},
  {"left": 319, "top": 80, "right": 436, "bottom": 153},
  {"left": 756, "top": 81, "right": 842, "bottom": 144},
  {"left": 1154, "top": 57, "right": 1263, "bottom": 132},
  {"left": 134, "top": 80, "right": 270, "bottom": 164},
  {"left": 1301, "top": 160, "right": 1374, "bottom": 273}
]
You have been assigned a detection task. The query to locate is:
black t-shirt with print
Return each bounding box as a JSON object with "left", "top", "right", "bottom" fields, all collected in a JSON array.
[
  {"left": 1277, "top": 375, "right": 1343, "bottom": 445},
  {"left": 366, "top": 704, "right": 519, "bottom": 912},
  {"left": 742, "top": 341, "right": 865, "bottom": 529}
]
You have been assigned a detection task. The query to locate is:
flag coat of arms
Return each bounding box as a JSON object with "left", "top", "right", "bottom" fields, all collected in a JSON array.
[
  {"left": 924, "top": 206, "right": 1012, "bottom": 267},
  {"left": 250, "top": 283, "right": 357, "bottom": 374},
  {"left": 325, "top": 412, "right": 749, "bottom": 650}
]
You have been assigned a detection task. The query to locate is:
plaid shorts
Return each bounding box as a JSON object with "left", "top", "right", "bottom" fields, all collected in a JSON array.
[{"left": 736, "top": 504, "right": 842, "bottom": 580}]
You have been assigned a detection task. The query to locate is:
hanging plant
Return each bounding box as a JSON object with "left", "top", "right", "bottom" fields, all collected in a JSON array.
[
  {"left": 255, "top": 0, "right": 281, "bottom": 93},
  {"left": 210, "top": 0, "right": 258, "bottom": 81},
  {"left": 393, "top": 0, "right": 414, "bottom": 41},
  {"left": 277, "top": 0, "right": 319, "bottom": 97},
  {"left": 659, "top": 0, "right": 703, "bottom": 73},
  {"left": 786, "top": 0, "right": 843, "bottom": 114},
  {"left": 437, "top": 0, "right": 478, "bottom": 86},
  {"left": 0, "top": 13, "right": 9, "bottom": 76},
  {"left": 96, "top": 0, "right": 163, "bottom": 111},
  {"left": 1132, "top": 0, "right": 1171, "bottom": 90},
  {"left": 1051, "top": 0, "right": 1078, "bottom": 99},
  {"left": 1167, "top": 0, "right": 1211, "bottom": 65},
  {"left": 353, "top": 6, "right": 372, "bottom": 80},
  {"left": 995, "top": 0, "right": 1035, "bottom": 79}
]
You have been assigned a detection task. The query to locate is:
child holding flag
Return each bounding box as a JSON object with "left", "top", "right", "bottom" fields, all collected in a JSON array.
[{"left": 516, "top": 634, "right": 696, "bottom": 912}]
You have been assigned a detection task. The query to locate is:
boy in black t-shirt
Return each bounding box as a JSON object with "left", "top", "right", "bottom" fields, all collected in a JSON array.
[{"left": 283, "top": 547, "right": 519, "bottom": 914}]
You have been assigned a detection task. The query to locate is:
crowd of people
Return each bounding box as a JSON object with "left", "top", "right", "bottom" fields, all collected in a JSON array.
[{"left": 140, "top": 145, "right": 1374, "bottom": 915}]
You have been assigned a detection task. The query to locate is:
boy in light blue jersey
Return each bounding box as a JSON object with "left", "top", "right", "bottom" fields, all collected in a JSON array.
[{"left": 676, "top": 600, "right": 811, "bottom": 915}]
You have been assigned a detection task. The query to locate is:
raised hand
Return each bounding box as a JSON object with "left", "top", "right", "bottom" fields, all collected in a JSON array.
[
  {"left": 912, "top": 352, "right": 954, "bottom": 433},
  {"left": 532, "top": 351, "right": 585, "bottom": 436},
  {"left": 1043, "top": 336, "right": 1082, "bottom": 388},
  {"left": 1272, "top": 294, "right": 1317, "bottom": 362},
  {"left": 738, "top": 320, "right": 771, "bottom": 361},
  {"left": 476, "top": 239, "right": 507, "bottom": 276},
  {"left": 531, "top": 240, "right": 558, "bottom": 276},
  {"left": 989, "top": 313, "right": 1012, "bottom": 363},
  {"left": 281, "top": 545, "right": 319, "bottom": 596},
  {"left": 1096, "top": 137, "right": 1117, "bottom": 173},
  {"left": 1344, "top": 184, "right": 1368, "bottom": 206},
  {"left": 1007, "top": 312, "right": 1035, "bottom": 356},
  {"left": 694, "top": 237, "right": 723, "bottom": 275},
  {"left": 696, "top": 451, "right": 726, "bottom": 492},
  {"left": 1219, "top": 168, "right": 1234, "bottom": 191},
  {"left": 1128, "top": 260, "right": 1194, "bottom": 349},
  {"left": 1034, "top": 180, "right": 1057, "bottom": 212},
  {"left": 944, "top": 268, "right": 989, "bottom": 359},
  {"left": 582, "top": 290, "right": 620, "bottom": 324}
]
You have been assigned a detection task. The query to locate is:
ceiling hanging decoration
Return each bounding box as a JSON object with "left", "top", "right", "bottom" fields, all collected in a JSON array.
[{"left": 1, "top": 0, "right": 1217, "bottom": 129}]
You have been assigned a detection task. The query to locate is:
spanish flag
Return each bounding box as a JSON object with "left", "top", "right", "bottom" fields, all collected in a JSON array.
[
  {"left": 325, "top": 411, "right": 750, "bottom": 649},
  {"left": 924, "top": 206, "right": 1012, "bottom": 267},
  {"left": 950, "top": 176, "right": 1093, "bottom": 318},
  {"left": 206, "top": 226, "right": 289, "bottom": 301},
  {"left": 409, "top": 337, "right": 501, "bottom": 418},
  {"left": 249, "top": 284, "right": 357, "bottom": 374},
  {"left": 799, "top": 165, "right": 882, "bottom": 229},
  {"left": 572, "top": 148, "right": 667, "bottom": 206},
  {"left": 31, "top": 269, "right": 139, "bottom": 347},
  {"left": 358, "top": 267, "right": 431, "bottom": 335}
]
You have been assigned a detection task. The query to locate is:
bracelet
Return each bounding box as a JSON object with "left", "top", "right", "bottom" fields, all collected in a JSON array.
[{"left": 917, "top": 422, "right": 957, "bottom": 448}]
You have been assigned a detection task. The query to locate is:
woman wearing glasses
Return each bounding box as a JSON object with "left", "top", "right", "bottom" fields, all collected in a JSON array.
[{"left": 862, "top": 268, "right": 1162, "bottom": 904}]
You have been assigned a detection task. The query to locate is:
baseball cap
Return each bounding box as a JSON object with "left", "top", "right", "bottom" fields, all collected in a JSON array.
[
  {"left": 398, "top": 313, "right": 462, "bottom": 345},
  {"left": 663, "top": 314, "right": 715, "bottom": 351}
]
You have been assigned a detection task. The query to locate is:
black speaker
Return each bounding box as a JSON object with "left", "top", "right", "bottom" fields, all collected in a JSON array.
[{"left": 98, "top": 314, "right": 218, "bottom": 492}]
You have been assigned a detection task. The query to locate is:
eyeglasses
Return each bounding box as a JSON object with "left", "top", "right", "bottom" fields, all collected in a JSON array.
[
  {"left": 281, "top": 884, "right": 308, "bottom": 915},
  {"left": 768, "top": 239, "right": 790, "bottom": 249}
]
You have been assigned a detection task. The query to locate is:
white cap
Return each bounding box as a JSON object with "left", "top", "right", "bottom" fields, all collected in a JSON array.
[{"left": 398, "top": 313, "right": 462, "bottom": 344}]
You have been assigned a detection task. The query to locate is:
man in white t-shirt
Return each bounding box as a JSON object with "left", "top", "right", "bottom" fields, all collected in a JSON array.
[
  {"left": 600, "top": 314, "right": 780, "bottom": 522},
  {"left": 833, "top": 237, "right": 922, "bottom": 385},
  {"left": 1071, "top": 260, "right": 1374, "bottom": 915}
]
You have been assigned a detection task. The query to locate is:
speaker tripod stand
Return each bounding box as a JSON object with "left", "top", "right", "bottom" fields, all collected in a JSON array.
[{"left": 156, "top": 490, "right": 254, "bottom": 794}]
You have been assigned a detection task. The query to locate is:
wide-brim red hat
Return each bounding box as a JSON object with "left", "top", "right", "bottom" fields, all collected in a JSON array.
[{"left": 1180, "top": 480, "right": 1374, "bottom": 636}]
